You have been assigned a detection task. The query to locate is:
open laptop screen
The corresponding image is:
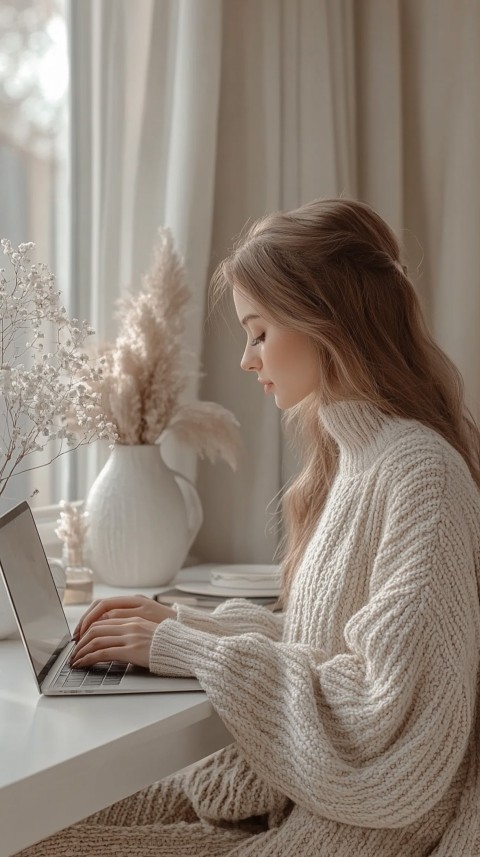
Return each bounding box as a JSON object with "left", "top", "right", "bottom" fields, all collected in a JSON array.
[{"left": 0, "top": 502, "right": 71, "bottom": 685}]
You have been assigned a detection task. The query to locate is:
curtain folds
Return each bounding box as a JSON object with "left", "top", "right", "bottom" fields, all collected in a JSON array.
[
  {"left": 68, "top": 0, "right": 223, "bottom": 498},
  {"left": 68, "top": 0, "right": 480, "bottom": 564}
]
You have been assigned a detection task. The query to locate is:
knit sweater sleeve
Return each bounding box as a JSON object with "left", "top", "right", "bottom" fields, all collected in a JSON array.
[
  {"left": 149, "top": 453, "right": 480, "bottom": 829},
  {"left": 173, "top": 598, "right": 284, "bottom": 640}
]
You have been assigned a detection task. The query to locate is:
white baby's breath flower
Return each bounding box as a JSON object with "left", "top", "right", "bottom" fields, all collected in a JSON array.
[{"left": 0, "top": 240, "right": 118, "bottom": 497}]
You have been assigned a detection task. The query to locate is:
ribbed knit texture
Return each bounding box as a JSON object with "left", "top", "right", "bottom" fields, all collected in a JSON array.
[{"left": 17, "top": 401, "right": 480, "bottom": 857}]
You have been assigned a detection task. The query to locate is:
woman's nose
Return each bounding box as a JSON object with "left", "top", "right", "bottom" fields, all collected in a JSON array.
[{"left": 240, "top": 345, "right": 261, "bottom": 372}]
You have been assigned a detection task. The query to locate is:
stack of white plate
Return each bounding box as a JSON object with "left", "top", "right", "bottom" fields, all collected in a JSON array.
[{"left": 175, "top": 564, "right": 281, "bottom": 598}]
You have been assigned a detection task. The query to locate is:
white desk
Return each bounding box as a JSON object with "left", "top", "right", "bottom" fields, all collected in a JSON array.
[{"left": 0, "top": 572, "right": 232, "bottom": 857}]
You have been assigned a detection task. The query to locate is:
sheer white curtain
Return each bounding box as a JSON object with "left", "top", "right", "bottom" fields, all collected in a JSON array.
[
  {"left": 68, "top": 0, "right": 223, "bottom": 498},
  {"left": 68, "top": 0, "right": 480, "bottom": 564}
]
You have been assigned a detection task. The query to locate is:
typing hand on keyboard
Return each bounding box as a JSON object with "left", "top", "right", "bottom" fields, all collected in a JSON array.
[
  {"left": 73, "top": 595, "right": 176, "bottom": 641},
  {"left": 70, "top": 595, "right": 176, "bottom": 671}
]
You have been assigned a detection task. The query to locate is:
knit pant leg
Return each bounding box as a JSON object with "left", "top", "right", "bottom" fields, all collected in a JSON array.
[
  {"left": 14, "top": 821, "right": 250, "bottom": 857},
  {"left": 14, "top": 772, "right": 252, "bottom": 857},
  {"left": 86, "top": 770, "right": 198, "bottom": 826}
]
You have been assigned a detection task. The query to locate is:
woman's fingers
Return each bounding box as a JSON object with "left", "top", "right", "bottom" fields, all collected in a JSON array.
[
  {"left": 73, "top": 595, "right": 150, "bottom": 639},
  {"left": 100, "top": 602, "right": 176, "bottom": 624},
  {"left": 71, "top": 618, "right": 133, "bottom": 658},
  {"left": 74, "top": 596, "right": 147, "bottom": 636},
  {"left": 70, "top": 617, "right": 157, "bottom": 670},
  {"left": 71, "top": 645, "right": 131, "bottom": 669},
  {"left": 72, "top": 599, "right": 104, "bottom": 639}
]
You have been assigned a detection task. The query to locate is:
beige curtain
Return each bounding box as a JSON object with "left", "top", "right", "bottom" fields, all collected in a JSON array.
[
  {"left": 195, "top": 0, "right": 480, "bottom": 564},
  {"left": 70, "top": 0, "right": 480, "bottom": 564}
]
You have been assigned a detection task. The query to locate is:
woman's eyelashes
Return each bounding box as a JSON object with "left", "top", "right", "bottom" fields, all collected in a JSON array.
[{"left": 251, "top": 332, "right": 265, "bottom": 347}]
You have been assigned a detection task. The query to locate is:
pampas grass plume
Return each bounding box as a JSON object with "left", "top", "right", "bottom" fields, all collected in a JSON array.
[
  {"left": 170, "top": 403, "right": 241, "bottom": 470},
  {"left": 76, "top": 227, "right": 241, "bottom": 468}
]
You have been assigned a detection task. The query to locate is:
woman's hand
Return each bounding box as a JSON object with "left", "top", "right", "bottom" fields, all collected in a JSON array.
[
  {"left": 70, "top": 595, "right": 176, "bottom": 670},
  {"left": 73, "top": 594, "right": 176, "bottom": 640}
]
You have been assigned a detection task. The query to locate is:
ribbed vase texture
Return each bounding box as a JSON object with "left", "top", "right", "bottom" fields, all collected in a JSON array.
[{"left": 85, "top": 445, "right": 202, "bottom": 587}]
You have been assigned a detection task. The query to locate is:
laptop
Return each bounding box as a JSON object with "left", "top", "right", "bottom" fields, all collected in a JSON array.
[{"left": 0, "top": 501, "right": 202, "bottom": 695}]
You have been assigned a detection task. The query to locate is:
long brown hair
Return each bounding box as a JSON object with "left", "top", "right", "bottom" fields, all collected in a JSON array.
[{"left": 210, "top": 198, "right": 480, "bottom": 600}]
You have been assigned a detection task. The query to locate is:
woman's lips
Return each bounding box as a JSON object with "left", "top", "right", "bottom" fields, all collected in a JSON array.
[{"left": 263, "top": 382, "right": 274, "bottom": 393}]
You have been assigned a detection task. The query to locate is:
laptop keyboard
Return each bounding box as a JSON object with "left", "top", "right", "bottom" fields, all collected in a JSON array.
[{"left": 57, "top": 661, "right": 128, "bottom": 689}]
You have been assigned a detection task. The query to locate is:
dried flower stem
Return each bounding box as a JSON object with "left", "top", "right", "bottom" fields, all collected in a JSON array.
[
  {"left": 70, "top": 227, "right": 241, "bottom": 468},
  {"left": 0, "top": 239, "right": 118, "bottom": 497}
]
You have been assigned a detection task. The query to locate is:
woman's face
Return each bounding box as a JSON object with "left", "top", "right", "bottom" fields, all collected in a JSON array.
[{"left": 233, "top": 288, "right": 321, "bottom": 409}]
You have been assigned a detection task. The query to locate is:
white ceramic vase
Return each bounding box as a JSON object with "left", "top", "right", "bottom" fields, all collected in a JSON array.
[{"left": 85, "top": 444, "right": 203, "bottom": 587}]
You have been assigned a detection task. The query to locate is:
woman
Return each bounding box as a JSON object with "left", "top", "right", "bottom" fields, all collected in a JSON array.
[{"left": 21, "top": 199, "right": 480, "bottom": 856}]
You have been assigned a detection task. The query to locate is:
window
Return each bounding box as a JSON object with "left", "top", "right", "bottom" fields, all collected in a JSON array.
[{"left": 0, "top": 0, "right": 69, "bottom": 508}]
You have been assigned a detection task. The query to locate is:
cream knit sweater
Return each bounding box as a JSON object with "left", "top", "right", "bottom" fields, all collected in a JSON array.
[{"left": 19, "top": 401, "right": 480, "bottom": 857}]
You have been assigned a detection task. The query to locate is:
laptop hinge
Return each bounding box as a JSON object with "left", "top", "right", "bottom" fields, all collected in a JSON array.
[{"left": 41, "top": 640, "right": 76, "bottom": 692}]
